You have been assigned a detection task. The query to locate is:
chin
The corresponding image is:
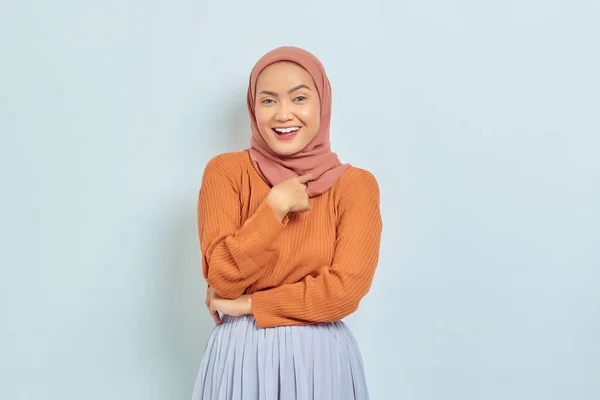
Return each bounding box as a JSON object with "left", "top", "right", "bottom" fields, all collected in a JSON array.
[{"left": 268, "top": 142, "right": 305, "bottom": 156}]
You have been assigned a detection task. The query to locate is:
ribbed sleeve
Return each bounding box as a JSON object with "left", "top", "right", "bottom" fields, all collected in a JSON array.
[
  {"left": 197, "top": 154, "right": 289, "bottom": 299},
  {"left": 250, "top": 168, "right": 383, "bottom": 328}
]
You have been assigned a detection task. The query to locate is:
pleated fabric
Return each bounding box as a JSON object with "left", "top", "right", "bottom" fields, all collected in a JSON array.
[{"left": 190, "top": 315, "right": 369, "bottom": 400}]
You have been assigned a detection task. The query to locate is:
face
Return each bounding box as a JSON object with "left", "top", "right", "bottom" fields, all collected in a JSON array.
[{"left": 254, "top": 61, "right": 321, "bottom": 156}]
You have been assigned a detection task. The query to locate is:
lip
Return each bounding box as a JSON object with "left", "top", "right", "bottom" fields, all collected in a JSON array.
[{"left": 272, "top": 126, "right": 300, "bottom": 141}]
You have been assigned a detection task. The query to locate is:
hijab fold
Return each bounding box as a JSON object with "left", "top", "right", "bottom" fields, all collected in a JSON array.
[{"left": 247, "top": 46, "right": 350, "bottom": 197}]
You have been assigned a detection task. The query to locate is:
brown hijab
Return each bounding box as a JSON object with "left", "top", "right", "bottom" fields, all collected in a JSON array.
[{"left": 247, "top": 46, "right": 350, "bottom": 197}]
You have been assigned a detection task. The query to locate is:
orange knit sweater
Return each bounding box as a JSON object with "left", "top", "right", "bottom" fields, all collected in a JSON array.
[{"left": 197, "top": 150, "right": 382, "bottom": 328}]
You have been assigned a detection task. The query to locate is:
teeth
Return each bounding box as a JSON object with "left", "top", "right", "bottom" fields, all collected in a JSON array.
[{"left": 274, "top": 127, "right": 299, "bottom": 134}]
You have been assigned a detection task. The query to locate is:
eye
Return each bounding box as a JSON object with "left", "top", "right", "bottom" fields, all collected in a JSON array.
[
  {"left": 261, "top": 98, "right": 275, "bottom": 104},
  {"left": 294, "top": 95, "right": 307, "bottom": 102}
]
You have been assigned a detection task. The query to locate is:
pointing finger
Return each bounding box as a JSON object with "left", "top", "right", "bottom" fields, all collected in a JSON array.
[{"left": 297, "top": 173, "right": 314, "bottom": 184}]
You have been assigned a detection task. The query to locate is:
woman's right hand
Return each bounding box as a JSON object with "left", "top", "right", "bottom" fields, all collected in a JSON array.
[
  {"left": 266, "top": 173, "right": 314, "bottom": 221},
  {"left": 205, "top": 286, "right": 222, "bottom": 325}
]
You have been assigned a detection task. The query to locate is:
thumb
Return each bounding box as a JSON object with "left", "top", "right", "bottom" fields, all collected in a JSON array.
[{"left": 297, "top": 173, "right": 315, "bottom": 184}]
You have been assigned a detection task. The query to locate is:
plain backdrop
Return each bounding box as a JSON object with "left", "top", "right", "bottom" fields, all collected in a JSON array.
[{"left": 1, "top": 1, "right": 599, "bottom": 399}]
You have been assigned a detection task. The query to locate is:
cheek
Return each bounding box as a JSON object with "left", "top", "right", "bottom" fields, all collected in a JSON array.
[
  {"left": 299, "top": 103, "right": 321, "bottom": 129},
  {"left": 254, "top": 110, "right": 273, "bottom": 135}
]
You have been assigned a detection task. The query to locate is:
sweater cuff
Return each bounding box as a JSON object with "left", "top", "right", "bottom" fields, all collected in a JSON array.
[
  {"left": 230, "top": 200, "right": 288, "bottom": 276},
  {"left": 251, "top": 290, "right": 291, "bottom": 328},
  {"left": 250, "top": 290, "right": 272, "bottom": 328}
]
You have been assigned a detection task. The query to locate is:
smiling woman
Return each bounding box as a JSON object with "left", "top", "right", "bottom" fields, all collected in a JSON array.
[{"left": 190, "top": 46, "right": 383, "bottom": 400}]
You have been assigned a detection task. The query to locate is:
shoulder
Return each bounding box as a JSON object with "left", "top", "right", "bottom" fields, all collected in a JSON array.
[
  {"left": 204, "top": 150, "right": 249, "bottom": 172},
  {"left": 202, "top": 151, "right": 250, "bottom": 181},
  {"left": 335, "top": 166, "right": 379, "bottom": 196},
  {"left": 332, "top": 166, "right": 380, "bottom": 210}
]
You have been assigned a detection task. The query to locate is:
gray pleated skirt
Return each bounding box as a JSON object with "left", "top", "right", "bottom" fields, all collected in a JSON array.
[{"left": 190, "top": 314, "right": 369, "bottom": 400}]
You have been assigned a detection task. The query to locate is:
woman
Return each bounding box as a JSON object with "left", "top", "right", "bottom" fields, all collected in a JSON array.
[{"left": 191, "top": 46, "right": 383, "bottom": 400}]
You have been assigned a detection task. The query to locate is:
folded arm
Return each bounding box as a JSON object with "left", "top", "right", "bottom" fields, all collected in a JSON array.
[{"left": 250, "top": 169, "right": 383, "bottom": 328}]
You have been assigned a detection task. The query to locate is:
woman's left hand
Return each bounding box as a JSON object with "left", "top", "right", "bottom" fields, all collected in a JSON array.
[{"left": 206, "top": 286, "right": 252, "bottom": 325}]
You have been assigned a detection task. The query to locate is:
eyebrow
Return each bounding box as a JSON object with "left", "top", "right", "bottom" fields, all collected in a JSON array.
[{"left": 259, "top": 84, "right": 312, "bottom": 97}]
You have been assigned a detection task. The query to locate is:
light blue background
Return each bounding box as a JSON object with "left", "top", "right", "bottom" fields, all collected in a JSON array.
[{"left": 1, "top": 1, "right": 599, "bottom": 399}]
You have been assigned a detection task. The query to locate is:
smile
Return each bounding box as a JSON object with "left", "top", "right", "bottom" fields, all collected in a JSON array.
[
  {"left": 272, "top": 126, "right": 300, "bottom": 141},
  {"left": 273, "top": 126, "right": 300, "bottom": 134}
]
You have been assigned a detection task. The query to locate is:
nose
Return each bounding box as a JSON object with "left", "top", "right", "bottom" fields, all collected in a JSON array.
[{"left": 274, "top": 103, "right": 293, "bottom": 122}]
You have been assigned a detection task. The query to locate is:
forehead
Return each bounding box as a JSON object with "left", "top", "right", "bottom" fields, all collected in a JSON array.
[{"left": 255, "top": 61, "right": 316, "bottom": 90}]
